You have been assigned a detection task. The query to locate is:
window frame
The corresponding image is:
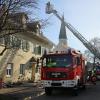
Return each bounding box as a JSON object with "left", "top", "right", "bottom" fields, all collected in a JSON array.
[
  {"left": 20, "top": 64, "right": 25, "bottom": 75},
  {"left": 6, "top": 63, "right": 13, "bottom": 77}
]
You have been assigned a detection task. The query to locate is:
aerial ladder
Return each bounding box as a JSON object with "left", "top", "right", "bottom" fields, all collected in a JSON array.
[{"left": 45, "top": 2, "right": 100, "bottom": 60}]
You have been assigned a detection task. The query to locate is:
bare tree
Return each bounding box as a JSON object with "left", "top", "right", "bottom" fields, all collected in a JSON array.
[
  {"left": 0, "top": 0, "right": 38, "bottom": 33},
  {"left": 0, "top": 0, "right": 39, "bottom": 55},
  {"left": 84, "top": 37, "right": 100, "bottom": 63}
]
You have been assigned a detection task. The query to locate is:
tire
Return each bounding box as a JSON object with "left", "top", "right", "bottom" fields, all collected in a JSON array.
[
  {"left": 72, "top": 89, "right": 78, "bottom": 96},
  {"left": 78, "top": 79, "right": 86, "bottom": 90},
  {"left": 45, "top": 87, "right": 52, "bottom": 95},
  {"left": 81, "top": 85, "right": 86, "bottom": 90},
  {"left": 72, "top": 87, "right": 78, "bottom": 96}
]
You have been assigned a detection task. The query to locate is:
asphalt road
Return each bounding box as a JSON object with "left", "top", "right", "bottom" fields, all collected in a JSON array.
[
  {"left": 0, "top": 82, "right": 44, "bottom": 100},
  {"left": 33, "top": 82, "right": 100, "bottom": 100},
  {"left": 0, "top": 82, "right": 100, "bottom": 100}
]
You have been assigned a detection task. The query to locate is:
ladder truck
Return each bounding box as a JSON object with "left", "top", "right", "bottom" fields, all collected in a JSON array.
[
  {"left": 40, "top": 2, "right": 98, "bottom": 96},
  {"left": 45, "top": 2, "right": 100, "bottom": 60}
]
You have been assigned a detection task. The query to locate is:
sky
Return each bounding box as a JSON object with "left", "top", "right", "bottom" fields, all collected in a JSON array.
[{"left": 32, "top": 0, "right": 100, "bottom": 53}]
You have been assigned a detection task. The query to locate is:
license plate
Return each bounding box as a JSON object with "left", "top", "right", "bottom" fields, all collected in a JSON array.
[{"left": 52, "top": 81, "right": 59, "bottom": 83}]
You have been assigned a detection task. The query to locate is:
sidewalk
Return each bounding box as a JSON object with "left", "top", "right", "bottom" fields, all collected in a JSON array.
[{"left": 0, "top": 82, "right": 44, "bottom": 100}]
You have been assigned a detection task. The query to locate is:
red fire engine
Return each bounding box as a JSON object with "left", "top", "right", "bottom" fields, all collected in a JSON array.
[
  {"left": 41, "top": 49, "right": 86, "bottom": 95},
  {"left": 39, "top": 2, "right": 99, "bottom": 95}
]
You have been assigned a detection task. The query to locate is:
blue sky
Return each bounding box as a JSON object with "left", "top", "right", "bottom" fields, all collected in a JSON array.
[{"left": 32, "top": 0, "right": 100, "bottom": 53}]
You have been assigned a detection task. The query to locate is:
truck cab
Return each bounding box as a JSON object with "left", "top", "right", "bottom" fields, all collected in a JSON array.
[{"left": 41, "top": 49, "right": 86, "bottom": 95}]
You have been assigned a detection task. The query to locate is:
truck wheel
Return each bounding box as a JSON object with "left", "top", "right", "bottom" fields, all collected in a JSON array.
[
  {"left": 72, "top": 87, "right": 78, "bottom": 96},
  {"left": 45, "top": 87, "right": 52, "bottom": 95},
  {"left": 72, "top": 90, "right": 78, "bottom": 96},
  {"left": 81, "top": 85, "right": 86, "bottom": 90}
]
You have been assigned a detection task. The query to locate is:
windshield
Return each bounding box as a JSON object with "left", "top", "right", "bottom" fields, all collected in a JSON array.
[{"left": 42, "top": 55, "right": 73, "bottom": 68}]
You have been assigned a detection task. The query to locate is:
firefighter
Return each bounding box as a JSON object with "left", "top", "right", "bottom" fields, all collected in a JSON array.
[
  {"left": 91, "top": 68, "right": 95, "bottom": 76},
  {"left": 87, "top": 68, "right": 96, "bottom": 85},
  {"left": 91, "top": 67, "right": 97, "bottom": 84},
  {"left": 87, "top": 70, "right": 92, "bottom": 81}
]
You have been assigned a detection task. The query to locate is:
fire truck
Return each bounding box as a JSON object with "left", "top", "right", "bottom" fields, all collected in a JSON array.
[
  {"left": 45, "top": 2, "right": 100, "bottom": 60},
  {"left": 41, "top": 48, "right": 86, "bottom": 95},
  {"left": 40, "top": 2, "right": 99, "bottom": 95}
]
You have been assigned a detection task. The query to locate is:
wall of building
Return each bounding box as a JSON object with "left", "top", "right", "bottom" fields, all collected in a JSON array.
[
  {"left": 0, "top": 40, "right": 51, "bottom": 83},
  {"left": 0, "top": 12, "right": 53, "bottom": 83}
]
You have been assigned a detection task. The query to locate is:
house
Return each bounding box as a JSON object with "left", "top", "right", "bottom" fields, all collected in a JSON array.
[{"left": 0, "top": 12, "right": 54, "bottom": 83}]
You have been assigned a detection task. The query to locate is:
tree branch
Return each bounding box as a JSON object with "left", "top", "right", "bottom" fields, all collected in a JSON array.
[{"left": 0, "top": 46, "right": 7, "bottom": 56}]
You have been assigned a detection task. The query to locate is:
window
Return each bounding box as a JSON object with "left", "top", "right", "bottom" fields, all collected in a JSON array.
[
  {"left": 32, "top": 44, "right": 35, "bottom": 53},
  {"left": 11, "top": 36, "right": 21, "bottom": 48},
  {"left": 0, "top": 37, "right": 4, "bottom": 45},
  {"left": 6, "top": 63, "right": 13, "bottom": 77},
  {"left": 73, "top": 57, "right": 77, "bottom": 65},
  {"left": 41, "top": 47, "right": 45, "bottom": 55},
  {"left": 1, "top": 35, "right": 21, "bottom": 48},
  {"left": 42, "top": 55, "right": 73, "bottom": 68},
  {"left": 20, "top": 64, "right": 25, "bottom": 75},
  {"left": 38, "top": 46, "right": 41, "bottom": 54},
  {"left": 34, "top": 45, "right": 41, "bottom": 55},
  {"left": 34, "top": 46, "right": 38, "bottom": 54},
  {"left": 22, "top": 40, "right": 30, "bottom": 52},
  {"left": 77, "top": 57, "right": 81, "bottom": 65}
]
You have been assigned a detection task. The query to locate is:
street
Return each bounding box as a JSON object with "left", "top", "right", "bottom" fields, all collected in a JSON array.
[
  {"left": 33, "top": 81, "right": 100, "bottom": 100},
  {"left": 0, "top": 81, "right": 100, "bottom": 100},
  {"left": 0, "top": 82, "right": 44, "bottom": 100}
]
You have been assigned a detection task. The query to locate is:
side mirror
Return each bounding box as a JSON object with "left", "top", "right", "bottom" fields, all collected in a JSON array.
[{"left": 77, "top": 57, "right": 81, "bottom": 65}]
